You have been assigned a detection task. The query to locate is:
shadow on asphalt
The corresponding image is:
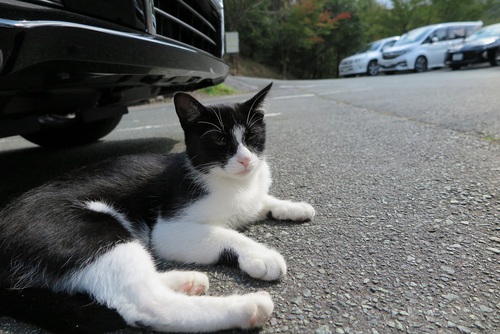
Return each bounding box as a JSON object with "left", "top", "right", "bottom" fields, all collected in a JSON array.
[{"left": 0, "top": 137, "right": 178, "bottom": 207}]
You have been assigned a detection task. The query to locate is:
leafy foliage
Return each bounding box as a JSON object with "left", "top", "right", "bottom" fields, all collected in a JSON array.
[{"left": 224, "top": 0, "right": 499, "bottom": 78}]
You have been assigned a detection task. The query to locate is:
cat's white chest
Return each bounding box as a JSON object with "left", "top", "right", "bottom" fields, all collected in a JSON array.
[
  {"left": 206, "top": 179, "right": 267, "bottom": 228},
  {"left": 162, "top": 161, "right": 272, "bottom": 229}
]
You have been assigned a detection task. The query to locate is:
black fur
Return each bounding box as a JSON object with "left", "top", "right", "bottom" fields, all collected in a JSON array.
[
  {"left": 0, "top": 288, "right": 127, "bottom": 333},
  {"left": 0, "top": 153, "right": 208, "bottom": 288},
  {"left": 217, "top": 248, "right": 240, "bottom": 267}
]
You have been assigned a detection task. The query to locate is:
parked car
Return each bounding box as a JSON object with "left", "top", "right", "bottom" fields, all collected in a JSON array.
[
  {"left": 445, "top": 23, "right": 500, "bottom": 70},
  {"left": 380, "top": 21, "right": 483, "bottom": 74},
  {"left": 0, "top": 0, "right": 228, "bottom": 147},
  {"left": 339, "top": 36, "right": 399, "bottom": 77}
]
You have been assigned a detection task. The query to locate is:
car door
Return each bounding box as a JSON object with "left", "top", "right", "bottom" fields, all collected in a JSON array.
[{"left": 425, "top": 27, "right": 450, "bottom": 67}]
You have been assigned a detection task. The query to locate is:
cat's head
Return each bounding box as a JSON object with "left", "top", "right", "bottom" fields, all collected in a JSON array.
[{"left": 174, "top": 83, "right": 272, "bottom": 178}]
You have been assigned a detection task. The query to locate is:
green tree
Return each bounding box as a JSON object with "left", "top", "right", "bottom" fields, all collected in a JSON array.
[
  {"left": 275, "top": 0, "right": 355, "bottom": 78},
  {"left": 224, "top": 0, "right": 276, "bottom": 61},
  {"left": 320, "top": 0, "right": 363, "bottom": 78},
  {"left": 356, "top": 0, "right": 395, "bottom": 41},
  {"left": 483, "top": 0, "right": 500, "bottom": 24},
  {"left": 429, "top": 0, "right": 487, "bottom": 22}
]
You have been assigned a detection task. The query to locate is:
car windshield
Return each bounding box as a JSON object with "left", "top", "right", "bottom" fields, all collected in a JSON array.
[
  {"left": 393, "top": 27, "right": 432, "bottom": 46},
  {"left": 356, "top": 41, "right": 382, "bottom": 54},
  {"left": 465, "top": 24, "right": 500, "bottom": 41}
]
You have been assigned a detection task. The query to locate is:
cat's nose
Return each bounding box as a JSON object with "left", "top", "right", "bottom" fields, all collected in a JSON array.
[{"left": 238, "top": 157, "right": 250, "bottom": 167}]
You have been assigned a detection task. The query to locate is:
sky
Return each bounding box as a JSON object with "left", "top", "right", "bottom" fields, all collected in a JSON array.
[{"left": 376, "top": 0, "right": 393, "bottom": 8}]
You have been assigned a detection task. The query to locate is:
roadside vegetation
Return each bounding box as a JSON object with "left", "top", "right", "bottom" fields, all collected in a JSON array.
[
  {"left": 224, "top": 0, "right": 500, "bottom": 79},
  {"left": 198, "top": 83, "right": 238, "bottom": 96}
]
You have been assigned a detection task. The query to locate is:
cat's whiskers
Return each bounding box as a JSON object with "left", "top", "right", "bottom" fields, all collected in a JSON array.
[
  {"left": 200, "top": 129, "right": 222, "bottom": 140},
  {"left": 246, "top": 111, "right": 257, "bottom": 128},
  {"left": 207, "top": 106, "right": 225, "bottom": 133},
  {"left": 245, "top": 106, "right": 253, "bottom": 126},
  {"left": 198, "top": 121, "right": 223, "bottom": 134},
  {"left": 248, "top": 116, "right": 262, "bottom": 131}
]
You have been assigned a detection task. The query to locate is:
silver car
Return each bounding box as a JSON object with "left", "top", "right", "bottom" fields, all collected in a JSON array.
[{"left": 339, "top": 36, "right": 399, "bottom": 77}]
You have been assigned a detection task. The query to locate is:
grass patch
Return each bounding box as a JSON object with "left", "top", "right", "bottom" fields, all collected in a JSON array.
[
  {"left": 199, "top": 83, "right": 238, "bottom": 96},
  {"left": 484, "top": 134, "right": 499, "bottom": 143}
]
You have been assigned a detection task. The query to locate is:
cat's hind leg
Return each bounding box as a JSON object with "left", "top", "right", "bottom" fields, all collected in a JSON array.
[
  {"left": 159, "top": 271, "right": 209, "bottom": 296},
  {"left": 261, "top": 195, "right": 316, "bottom": 222},
  {"left": 59, "top": 241, "right": 274, "bottom": 332}
]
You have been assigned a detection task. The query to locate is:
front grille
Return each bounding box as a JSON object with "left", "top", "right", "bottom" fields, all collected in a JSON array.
[
  {"left": 462, "top": 51, "right": 483, "bottom": 61},
  {"left": 153, "top": 0, "right": 223, "bottom": 57},
  {"left": 382, "top": 53, "right": 398, "bottom": 60}
]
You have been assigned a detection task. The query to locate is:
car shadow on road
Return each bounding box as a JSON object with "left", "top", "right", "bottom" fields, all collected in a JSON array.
[{"left": 0, "top": 137, "right": 178, "bottom": 207}]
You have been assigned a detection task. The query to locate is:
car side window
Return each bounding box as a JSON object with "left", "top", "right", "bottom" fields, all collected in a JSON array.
[
  {"left": 448, "top": 27, "right": 466, "bottom": 40},
  {"left": 382, "top": 40, "right": 396, "bottom": 51},
  {"left": 430, "top": 28, "right": 448, "bottom": 42},
  {"left": 465, "top": 26, "right": 481, "bottom": 37}
]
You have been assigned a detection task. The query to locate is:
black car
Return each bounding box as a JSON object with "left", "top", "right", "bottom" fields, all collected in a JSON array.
[
  {"left": 445, "top": 23, "right": 500, "bottom": 70},
  {"left": 0, "top": 0, "right": 228, "bottom": 147}
]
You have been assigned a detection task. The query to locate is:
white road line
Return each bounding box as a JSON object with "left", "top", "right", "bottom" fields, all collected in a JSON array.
[
  {"left": 273, "top": 94, "right": 315, "bottom": 100},
  {"left": 278, "top": 84, "right": 318, "bottom": 89},
  {"left": 116, "top": 124, "right": 176, "bottom": 132},
  {"left": 318, "top": 87, "right": 373, "bottom": 95},
  {"left": 265, "top": 113, "right": 282, "bottom": 117}
]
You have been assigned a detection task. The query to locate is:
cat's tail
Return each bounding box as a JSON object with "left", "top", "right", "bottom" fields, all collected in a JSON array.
[{"left": 0, "top": 287, "right": 127, "bottom": 333}]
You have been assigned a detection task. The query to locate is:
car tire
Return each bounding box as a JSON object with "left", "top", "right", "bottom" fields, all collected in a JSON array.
[
  {"left": 488, "top": 48, "right": 500, "bottom": 66},
  {"left": 450, "top": 64, "right": 461, "bottom": 70},
  {"left": 366, "top": 60, "right": 379, "bottom": 76},
  {"left": 414, "top": 56, "right": 428, "bottom": 73},
  {"left": 22, "top": 115, "right": 122, "bottom": 148}
]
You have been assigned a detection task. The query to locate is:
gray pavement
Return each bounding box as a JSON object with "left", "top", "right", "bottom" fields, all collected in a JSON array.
[{"left": 1, "top": 67, "right": 499, "bottom": 333}]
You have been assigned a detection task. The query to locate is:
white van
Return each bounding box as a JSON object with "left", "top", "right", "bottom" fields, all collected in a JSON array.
[{"left": 379, "top": 21, "right": 483, "bottom": 73}]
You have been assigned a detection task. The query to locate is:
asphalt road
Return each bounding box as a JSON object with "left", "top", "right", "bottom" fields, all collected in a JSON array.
[{"left": 1, "top": 66, "right": 499, "bottom": 334}]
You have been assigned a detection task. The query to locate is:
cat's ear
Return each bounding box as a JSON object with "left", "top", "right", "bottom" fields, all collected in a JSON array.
[
  {"left": 244, "top": 82, "right": 273, "bottom": 114},
  {"left": 174, "top": 93, "right": 206, "bottom": 128}
]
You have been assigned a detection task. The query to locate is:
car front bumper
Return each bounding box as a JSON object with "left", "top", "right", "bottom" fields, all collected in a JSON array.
[
  {"left": 0, "top": 18, "right": 228, "bottom": 116},
  {"left": 445, "top": 49, "right": 489, "bottom": 67},
  {"left": 379, "top": 59, "right": 409, "bottom": 71},
  {"left": 0, "top": 0, "right": 228, "bottom": 119}
]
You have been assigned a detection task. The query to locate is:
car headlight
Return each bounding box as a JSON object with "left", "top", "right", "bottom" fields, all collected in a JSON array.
[{"left": 397, "top": 47, "right": 414, "bottom": 56}]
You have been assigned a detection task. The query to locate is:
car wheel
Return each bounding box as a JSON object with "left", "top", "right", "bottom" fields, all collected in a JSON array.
[
  {"left": 414, "top": 56, "right": 428, "bottom": 73},
  {"left": 450, "top": 64, "right": 461, "bottom": 70},
  {"left": 367, "top": 60, "right": 379, "bottom": 76},
  {"left": 488, "top": 48, "right": 500, "bottom": 66},
  {"left": 22, "top": 115, "right": 122, "bottom": 148}
]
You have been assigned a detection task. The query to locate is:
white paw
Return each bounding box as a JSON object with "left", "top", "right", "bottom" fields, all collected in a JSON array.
[
  {"left": 160, "top": 271, "right": 209, "bottom": 296},
  {"left": 270, "top": 201, "right": 316, "bottom": 222},
  {"left": 238, "top": 249, "right": 287, "bottom": 281},
  {"left": 233, "top": 291, "right": 274, "bottom": 329}
]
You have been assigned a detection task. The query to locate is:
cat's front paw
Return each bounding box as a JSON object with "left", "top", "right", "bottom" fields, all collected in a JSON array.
[
  {"left": 230, "top": 291, "right": 274, "bottom": 329},
  {"left": 270, "top": 201, "right": 316, "bottom": 222},
  {"left": 238, "top": 249, "right": 286, "bottom": 281}
]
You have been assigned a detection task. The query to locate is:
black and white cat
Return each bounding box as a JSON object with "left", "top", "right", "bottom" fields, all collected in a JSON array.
[{"left": 0, "top": 83, "right": 315, "bottom": 333}]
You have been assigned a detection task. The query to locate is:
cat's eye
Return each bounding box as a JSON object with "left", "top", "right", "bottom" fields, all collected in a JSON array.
[
  {"left": 246, "top": 133, "right": 258, "bottom": 142},
  {"left": 215, "top": 136, "right": 227, "bottom": 146}
]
